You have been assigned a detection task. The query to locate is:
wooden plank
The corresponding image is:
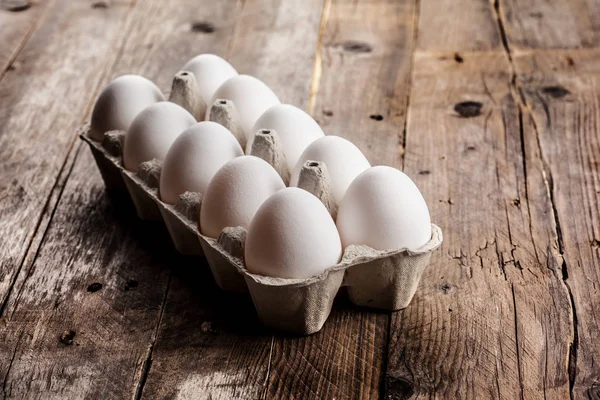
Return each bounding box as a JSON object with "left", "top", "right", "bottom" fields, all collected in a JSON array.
[
  {"left": 499, "top": 2, "right": 600, "bottom": 398},
  {"left": 384, "top": 1, "right": 574, "bottom": 398},
  {"left": 0, "top": 0, "right": 243, "bottom": 397},
  {"left": 513, "top": 49, "right": 600, "bottom": 400},
  {"left": 257, "top": 1, "right": 417, "bottom": 398},
  {"left": 0, "top": 0, "right": 137, "bottom": 312},
  {"left": 0, "top": 0, "right": 48, "bottom": 76},
  {"left": 499, "top": 0, "right": 600, "bottom": 50},
  {"left": 139, "top": 0, "right": 325, "bottom": 398}
]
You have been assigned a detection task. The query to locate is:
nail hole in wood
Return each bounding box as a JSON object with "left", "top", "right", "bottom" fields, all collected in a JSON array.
[
  {"left": 341, "top": 41, "right": 372, "bottom": 53},
  {"left": 565, "top": 57, "right": 575, "bottom": 66},
  {"left": 323, "top": 110, "right": 333, "bottom": 117},
  {"left": 513, "top": 198, "right": 520, "bottom": 207},
  {"left": 467, "top": 145, "right": 476, "bottom": 151},
  {"left": 87, "top": 283, "right": 103, "bottom": 292},
  {"left": 218, "top": 100, "right": 227, "bottom": 105},
  {"left": 542, "top": 85, "right": 570, "bottom": 98},
  {"left": 308, "top": 161, "right": 319, "bottom": 167},
  {"left": 440, "top": 283, "right": 454, "bottom": 294},
  {"left": 3, "top": 0, "right": 30, "bottom": 12},
  {"left": 454, "top": 53, "right": 464, "bottom": 63},
  {"left": 454, "top": 101, "right": 482, "bottom": 118},
  {"left": 385, "top": 376, "right": 415, "bottom": 399},
  {"left": 370, "top": 114, "right": 383, "bottom": 121},
  {"left": 418, "top": 170, "right": 430, "bottom": 175},
  {"left": 91, "top": 1, "right": 108, "bottom": 8},
  {"left": 59, "top": 330, "right": 76, "bottom": 345},
  {"left": 191, "top": 21, "right": 215, "bottom": 33},
  {"left": 125, "top": 280, "right": 138, "bottom": 291},
  {"left": 259, "top": 129, "right": 271, "bottom": 135}
]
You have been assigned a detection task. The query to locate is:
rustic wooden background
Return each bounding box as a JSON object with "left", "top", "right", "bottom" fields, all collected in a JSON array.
[{"left": 0, "top": 0, "right": 598, "bottom": 398}]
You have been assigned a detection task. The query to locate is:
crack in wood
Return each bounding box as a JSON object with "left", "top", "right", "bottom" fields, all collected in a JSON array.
[{"left": 133, "top": 274, "right": 172, "bottom": 400}]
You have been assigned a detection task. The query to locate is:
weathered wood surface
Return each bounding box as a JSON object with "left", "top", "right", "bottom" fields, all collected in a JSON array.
[
  {"left": 0, "top": 0, "right": 599, "bottom": 399},
  {"left": 500, "top": 1, "right": 600, "bottom": 397}
]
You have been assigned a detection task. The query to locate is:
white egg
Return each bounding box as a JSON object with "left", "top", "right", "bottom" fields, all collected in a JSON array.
[
  {"left": 290, "top": 136, "right": 370, "bottom": 203},
  {"left": 206, "top": 75, "right": 280, "bottom": 139},
  {"left": 123, "top": 102, "right": 196, "bottom": 172},
  {"left": 245, "top": 187, "right": 342, "bottom": 279},
  {"left": 247, "top": 104, "right": 324, "bottom": 173},
  {"left": 180, "top": 54, "right": 238, "bottom": 105},
  {"left": 160, "top": 121, "right": 244, "bottom": 204},
  {"left": 90, "top": 75, "right": 165, "bottom": 141},
  {"left": 200, "top": 156, "right": 285, "bottom": 238},
  {"left": 336, "top": 166, "right": 431, "bottom": 251}
]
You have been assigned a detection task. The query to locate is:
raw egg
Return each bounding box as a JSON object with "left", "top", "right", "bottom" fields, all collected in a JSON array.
[
  {"left": 160, "top": 121, "right": 243, "bottom": 204},
  {"left": 200, "top": 156, "right": 285, "bottom": 238},
  {"left": 180, "top": 54, "right": 238, "bottom": 105},
  {"left": 247, "top": 104, "right": 324, "bottom": 172},
  {"left": 206, "top": 75, "right": 280, "bottom": 140},
  {"left": 336, "top": 166, "right": 431, "bottom": 250},
  {"left": 90, "top": 75, "right": 164, "bottom": 141},
  {"left": 245, "top": 187, "right": 342, "bottom": 279},
  {"left": 123, "top": 102, "right": 196, "bottom": 172},
  {"left": 290, "top": 136, "right": 370, "bottom": 203}
]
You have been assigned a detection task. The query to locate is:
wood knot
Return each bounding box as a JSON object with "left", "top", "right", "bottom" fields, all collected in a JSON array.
[
  {"left": 59, "top": 330, "right": 76, "bottom": 345},
  {"left": 341, "top": 41, "right": 372, "bottom": 53},
  {"left": 370, "top": 114, "right": 383, "bottom": 121},
  {"left": 454, "top": 101, "right": 482, "bottom": 118},
  {"left": 125, "top": 280, "right": 138, "bottom": 291},
  {"left": 3, "top": 0, "right": 30, "bottom": 12},
  {"left": 385, "top": 375, "right": 415, "bottom": 399},
  {"left": 87, "top": 282, "right": 103, "bottom": 293},
  {"left": 542, "top": 85, "right": 570, "bottom": 98},
  {"left": 191, "top": 21, "right": 215, "bottom": 33}
]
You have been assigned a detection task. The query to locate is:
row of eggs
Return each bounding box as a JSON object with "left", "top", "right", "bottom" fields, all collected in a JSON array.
[{"left": 89, "top": 54, "right": 432, "bottom": 279}]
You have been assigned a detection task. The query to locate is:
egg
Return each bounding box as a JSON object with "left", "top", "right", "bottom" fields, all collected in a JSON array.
[
  {"left": 245, "top": 187, "right": 342, "bottom": 279},
  {"left": 206, "top": 75, "right": 280, "bottom": 139},
  {"left": 290, "top": 136, "right": 370, "bottom": 203},
  {"left": 159, "top": 121, "right": 244, "bottom": 204},
  {"left": 123, "top": 102, "right": 196, "bottom": 172},
  {"left": 336, "top": 166, "right": 431, "bottom": 250},
  {"left": 180, "top": 54, "right": 238, "bottom": 105},
  {"left": 247, "top": 104, "right": 324, "bottom": 172},
  {"left": 90, "top": 75, "right": 165, "bottom": 141},
  {"left": 200, "top": 156, "right": 285, "bottom": 238}
]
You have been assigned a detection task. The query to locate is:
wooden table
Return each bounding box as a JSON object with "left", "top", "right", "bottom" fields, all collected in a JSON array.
[{"left": 1, "top": 0, "right": 598, "bottom": 398}]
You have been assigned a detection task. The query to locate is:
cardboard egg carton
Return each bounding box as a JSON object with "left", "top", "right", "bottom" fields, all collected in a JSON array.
[{"left": 80, "top": 95, "right": 443, "bottom": 335}]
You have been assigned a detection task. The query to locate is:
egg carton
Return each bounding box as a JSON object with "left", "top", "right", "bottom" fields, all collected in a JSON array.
[{"left": 80, "top": 100, "right": 442, "bottom": 335}]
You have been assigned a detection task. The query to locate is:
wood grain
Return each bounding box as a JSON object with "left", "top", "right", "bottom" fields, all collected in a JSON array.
[
  {"left": 0, "top": 0, "right": 244, "bottom": 397},
  {"left": 499, "top": 0, "right": 600, "bottom": 50},
  {"left": 513, "top": 47, "right": 600, "bottom": 400},
  {"left": 0, "top": 0, "right": 47, "bottom": 76},
  {"left": 0, "top": 0, "right": 136, "bottom": 316},
  {"left": 500, "top": 2, "right": 600, "bottom": 397},
  {"left": 384, "top": 1, "right": 574, "bottom": 398}
]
